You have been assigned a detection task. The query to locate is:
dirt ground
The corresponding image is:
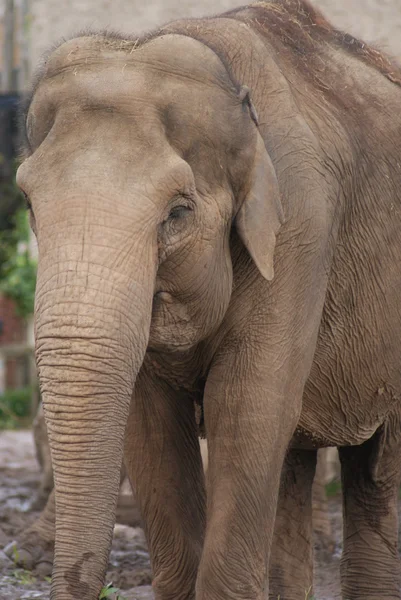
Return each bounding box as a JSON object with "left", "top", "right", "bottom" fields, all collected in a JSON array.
[{"left": 2, "top": 0, "right": 401, "bottom": 598}]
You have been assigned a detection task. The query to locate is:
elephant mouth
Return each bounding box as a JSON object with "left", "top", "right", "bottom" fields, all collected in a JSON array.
[{"left": 149, "top": 290, "right": 199, "bottom": 352}]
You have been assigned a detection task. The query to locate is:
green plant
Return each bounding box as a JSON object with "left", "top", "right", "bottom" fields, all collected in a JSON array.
[
  {"left": 0, "top": 246, "right": 37, "bottom": 317},
  {"left": 99, "top": 582, "right": 127, "bottom": 600},
  {"left": 0, "top": 208, "right": 36, "bottom": 318},
  {"left": 10, "top": 568, "right": 37, "bottom": 585},
  {"left": 0, "top": 159, "right": 37, "bottom": 317},
  {"left": 0, "top": 385, "right": 33, "bottom": 429},
  {"left": 325, "top": 479, "right": 342, "bottom": 497},
  {"left": 0, "top": 159, "right": 26, "bottom": 268},
  {"left": 304, "top": 586, "right": 314, "bottom": 600},
  {"left": 0, "top": 159, "right": 25, "bottom": 233}
]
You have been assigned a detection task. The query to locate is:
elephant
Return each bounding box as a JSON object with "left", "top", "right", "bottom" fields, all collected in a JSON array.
[{"left": 16, "top": 0, "right": 401, "bottom": 598}]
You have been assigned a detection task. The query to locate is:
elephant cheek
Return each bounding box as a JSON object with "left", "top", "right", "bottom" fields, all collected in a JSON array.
[{"left": 149, "top": 293, "right": 196, "bottom": 351}]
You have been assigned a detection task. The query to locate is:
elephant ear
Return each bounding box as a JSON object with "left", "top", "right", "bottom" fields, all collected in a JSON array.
[{"left": 235, "top": 132, "right": 284, "bottom": 281}]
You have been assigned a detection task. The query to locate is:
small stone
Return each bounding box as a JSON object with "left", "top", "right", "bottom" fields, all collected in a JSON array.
[
  {"left": 0, "top": 526, "right": 9, "bottom": 547},
  {"left": 3, "top": 540, "right": 17, "bottom": 560},
  {"left": 113, "top": 525, "right": 146, "bottom": 544},
  {"left": 122, "top": 585, "right": 154, "bottom": 600},
  {"left": 0, "top": 549, "right": 12, "bottom": 568}
]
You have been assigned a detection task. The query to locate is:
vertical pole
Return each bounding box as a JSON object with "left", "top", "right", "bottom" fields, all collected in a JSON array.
[
  {"left": 20, "top": 0, "right": 31, "bottom": 90},
  {"left": 3, "top": 0, "right": 15, "bottom": 92},
  {"left": 0, "top": 351, "right": 5, "bottom": 395}
]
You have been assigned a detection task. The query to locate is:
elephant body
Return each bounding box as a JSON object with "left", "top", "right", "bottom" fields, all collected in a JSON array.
[{"left": 18, "top": 1, "right": 401, "bottom": 599}]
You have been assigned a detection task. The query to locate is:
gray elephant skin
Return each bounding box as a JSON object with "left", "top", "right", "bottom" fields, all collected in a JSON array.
[{"left": 17, "top": 0, "right": 401, "bottom": 598}]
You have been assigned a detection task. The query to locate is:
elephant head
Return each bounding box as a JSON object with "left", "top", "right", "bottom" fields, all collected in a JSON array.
[{"left": 17, "top": 33, "right": 283, "bottom": 599}]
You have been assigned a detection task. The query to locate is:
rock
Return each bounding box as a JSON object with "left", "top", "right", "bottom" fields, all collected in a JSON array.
[
  {"left": 113, "top": 525, "right": 146, "bottom": 545},
  {"left": 115, "top": 493, "right": 142, "bottom": 527},
  {"left": 3, "top": 540, "right": 17, "bottom": 560},
  {"left": 0, "top": 549, "right": 12, "bottom": 568},
  {"left": 122, "top": 585, "right": 154, "bottom": 600},
  {"left": 0, "top": 526, "right": 9, "bottom": 547}
]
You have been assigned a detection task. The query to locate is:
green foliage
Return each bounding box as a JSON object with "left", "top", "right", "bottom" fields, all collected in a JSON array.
[
  {"left": 10, "top": 568, "right": 37, "bottom": 585},
  {"left": 99, "top": 583, "right": 127, "bottom": 600},
  {"left": 0, "top": 207, "right": 37, "bottom": 318},
  {"left": 11, "top": 544, "right": 20, "bottom": 564},
  {"left": 0, "top": 159, "right": 37, "bottom": 317},
  {"left": 325, "top": 479, "right": 341, "bottom": 498},
  {"left": 0, "top": 159, "right": 25, "bottom": 270},
  {"left": 0, "top": 385, "right": 33, "bottom": 429},
  {"left": 0, "top": 236, "right": 37, "bottom": 317},
  {"left": 0, "top": 159, "right": 25, "bottom": 233}
]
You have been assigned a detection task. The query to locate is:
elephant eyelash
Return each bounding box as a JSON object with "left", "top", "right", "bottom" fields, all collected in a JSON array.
[
  {"left": 167, "top": 204, "right": 193, "bottom": 221},
  {"left": 163, "top": 194, "right": 195, "bottom": 224}
]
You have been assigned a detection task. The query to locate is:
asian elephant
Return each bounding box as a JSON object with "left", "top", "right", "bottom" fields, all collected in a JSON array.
[{"left": 17, "top": 0, "right": 401, "bottom": 599}]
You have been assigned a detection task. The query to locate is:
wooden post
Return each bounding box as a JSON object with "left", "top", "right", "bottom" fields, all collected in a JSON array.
[
  {"left": 0, "top": 350, "right": 6, "bottom": 394},
  {"left": 3, "top": 0, "right": 15, "bottom": 92},
  {"left": 20, "top": 0, "right": 31, "bottom": 90}
]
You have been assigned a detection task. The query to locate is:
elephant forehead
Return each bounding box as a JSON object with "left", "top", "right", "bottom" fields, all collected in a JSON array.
[
  {"left": 25, "top": 38, "right": 244, "bottom": 164},
  {"left": 27, "top": 34, "right": 239, "bottom": 139},
  {"left": 39, "top": 33, "right": 235, "bottom": 100}
]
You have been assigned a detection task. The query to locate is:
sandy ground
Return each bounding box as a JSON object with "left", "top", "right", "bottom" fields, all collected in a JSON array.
[{"left": 0, "top": 431, "right": 345, "bottom": 600}]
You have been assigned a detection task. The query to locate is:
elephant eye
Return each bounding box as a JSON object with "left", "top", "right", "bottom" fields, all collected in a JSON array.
[
  {"left": 160, "top": 198, "right": 195, "bottom": 240},
  {"left": 167, "top": 205, "right": 193, "bottom": 221}
]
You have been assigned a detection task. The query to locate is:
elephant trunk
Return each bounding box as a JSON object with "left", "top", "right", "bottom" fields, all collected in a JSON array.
[{"left": 35, "top": 239, "right": 155, "bottom": 599}]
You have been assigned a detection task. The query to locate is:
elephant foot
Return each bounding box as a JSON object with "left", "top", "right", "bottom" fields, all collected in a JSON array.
[
  {"left": 313, "top": 530, "right": 335, "bottom": 564},
  {"left": 5, "top": 489, "right": 56, "bottom": 576},
  {"left": 4, "top": 531, "right": 54, "bottom": 576},
  {"left": 4, "top": 517, "right": 55, "bottom": 576}
]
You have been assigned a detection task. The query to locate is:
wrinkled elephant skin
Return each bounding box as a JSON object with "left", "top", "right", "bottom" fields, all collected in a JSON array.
[{"left": 17, "top": 1, "right": 401, "bottom": 599}]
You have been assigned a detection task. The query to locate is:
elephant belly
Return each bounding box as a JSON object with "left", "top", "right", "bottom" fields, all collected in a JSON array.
[
  {"left": 294, "top": 289, "right": 401, "bottom": 449},
  {"left": 294, "top": 366, "right": 401, "bottom": 449}
]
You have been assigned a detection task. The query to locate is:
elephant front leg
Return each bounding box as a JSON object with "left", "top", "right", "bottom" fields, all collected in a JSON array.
[
  {"left": 339, "top": 415, "right": 401, "bottom": 600},
  {"left": 269, "top": 449, "right": 317, "bottom": 600},
  {"left": 196, "top": 358, "right": 302, "bottom": 600},
  {"left": 124, "top": 368, "right": 206, "bottom": 600}
]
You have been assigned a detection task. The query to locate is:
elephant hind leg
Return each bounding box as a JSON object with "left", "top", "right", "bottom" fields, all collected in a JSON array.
[
  {"left": 340, "top": 414, "right": 401, "bottom": 600},
  {"left": 124, "top": 372, "right": 206, "bottom": 600},
  {"left": 269, "top": 449, "right": 317, "bottom": 600}
]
